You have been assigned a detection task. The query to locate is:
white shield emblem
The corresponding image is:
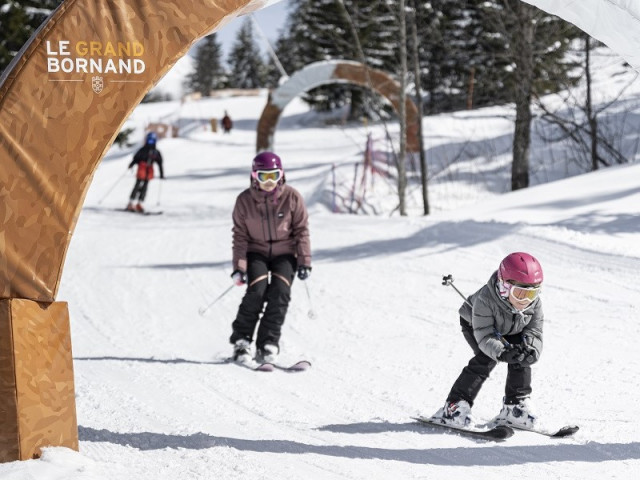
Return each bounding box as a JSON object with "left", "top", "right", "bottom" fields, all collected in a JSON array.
[{"left": 92, "top": 76, "right": 104, "bottom": 94}]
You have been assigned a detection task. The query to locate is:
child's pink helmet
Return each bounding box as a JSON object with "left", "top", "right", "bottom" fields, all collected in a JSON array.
[{"left": 498, "top": 252, "right": 543, "bottom": 285}]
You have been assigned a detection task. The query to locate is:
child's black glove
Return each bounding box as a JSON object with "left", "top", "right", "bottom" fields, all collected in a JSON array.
[
  {"left": 520, "top": 347, "right": 539, "bottom": 364},
  {"left": 519, "top": 335, "right": 539, "bottom": 364},
  {"left": 499, "top": 346, "right": 526, "bottom": 364}
]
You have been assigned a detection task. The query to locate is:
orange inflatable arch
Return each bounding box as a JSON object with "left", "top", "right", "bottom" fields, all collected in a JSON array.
[
  {"left": 0, "top": 0, "right": 278, "bottom": 302},
  {"left": 0, "top": 0, "right": 280, "bottom": 462}
]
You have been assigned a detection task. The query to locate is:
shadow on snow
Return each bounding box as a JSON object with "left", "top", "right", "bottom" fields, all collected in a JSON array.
[
  {"left": 78, "top": 425, "right": 640, "bottom": 467},
  {"left": 74, "top": 356, "right": 228, "bottom": 365},
  {"left": 313, "top": 216, "right": 640, "bottom": 264}
]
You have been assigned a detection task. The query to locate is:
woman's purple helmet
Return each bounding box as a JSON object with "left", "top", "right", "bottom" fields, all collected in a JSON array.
[
  {"left": 252, "top": 151, "right": 283, "bottom": 171},
  {"left": 498, "top": 252, "right": 543, "bottom": 285},
  {"left": 251, "top": 151, "right": 285, "bottom": 188}
]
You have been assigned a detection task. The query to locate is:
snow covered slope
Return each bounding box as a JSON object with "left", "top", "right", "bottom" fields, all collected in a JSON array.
[{"left": 2, "top": 66, "right": 640, "bottom": 480}]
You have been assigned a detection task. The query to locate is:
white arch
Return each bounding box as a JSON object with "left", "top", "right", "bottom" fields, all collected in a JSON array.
[
  {"left": 257, "top": 60, "right": 421, "bottom": 152},
  {"left": 270, "top": 61, "right": 356, "bottom": 109},
  {"left": 522, "top": 0, "right": 640, "bottom": 70}
]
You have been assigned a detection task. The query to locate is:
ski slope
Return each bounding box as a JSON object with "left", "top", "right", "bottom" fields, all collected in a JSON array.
[{"left": 2, "top": 54, "right": 640, "bottom": 480}]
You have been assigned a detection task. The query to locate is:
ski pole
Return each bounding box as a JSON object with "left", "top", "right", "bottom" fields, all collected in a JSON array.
[
  {"left": 442, "top": 274, "right": 511, "bottom": 348},
  {"left": 442, "top": 274, "right": 472, "bottom": 307},
  {"left": 303, "top": 281, "right": 316, "bottom": 319},
  {"left": 199, "top": 284, "right": 234, "bottom": 316},
  {"left": 156, "top": 178, "right": 163, "bottom": 206},
  {"left": 97, "top": 168, "right": 130, "bottom": 205}
]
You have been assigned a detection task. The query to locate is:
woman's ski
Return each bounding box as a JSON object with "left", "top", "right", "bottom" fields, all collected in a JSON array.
[{"left": 228, "top": 357, "right": 311, "bottom": 373}]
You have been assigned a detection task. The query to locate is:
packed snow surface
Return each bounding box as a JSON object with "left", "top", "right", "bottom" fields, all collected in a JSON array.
[{"left": 2, "top": 52, "right": 640, "bottom": 480}]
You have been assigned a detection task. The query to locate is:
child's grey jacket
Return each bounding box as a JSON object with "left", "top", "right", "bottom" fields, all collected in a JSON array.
[{"left": 459, "top": 271, "right": 543, "bottom": 361}]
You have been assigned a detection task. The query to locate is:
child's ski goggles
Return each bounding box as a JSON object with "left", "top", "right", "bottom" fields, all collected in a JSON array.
[
  {"left": 254, "top": 169, "right": 282, "bottom": 183},
  {"left": 505, "top": 282, "right": 541, "bottom": 302}
]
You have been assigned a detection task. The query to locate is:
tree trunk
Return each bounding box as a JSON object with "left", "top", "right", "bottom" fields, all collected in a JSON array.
[
  {"left": 467, "top": 67, "right": 475, "bottom": 110},
  {"left": 348, "top": 89, "right": 366, "bottom": 121},
  {"left": 510, "top": 3, "right": 534, "bottom": 191},
  {"left": 584, "top": 35, "right": 598, "bottom": 171},
  {"left": 411, "top": 0, "right": 429, "bottom": 215},
  {"left": 397, "top": 0, "right": 408, "bottom": 215}
]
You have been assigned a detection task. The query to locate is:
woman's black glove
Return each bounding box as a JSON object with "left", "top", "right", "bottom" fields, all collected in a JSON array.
[
  {"left": 297, "top": 266, "right": 311, "bottom": 280},
  {"left": 231, "top": 269, "right": 247, "bottom": 286}
]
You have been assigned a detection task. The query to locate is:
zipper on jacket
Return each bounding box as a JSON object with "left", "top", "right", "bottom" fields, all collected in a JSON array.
[{"left": 265, "top": 199, "right": 274, "bottom": 257}]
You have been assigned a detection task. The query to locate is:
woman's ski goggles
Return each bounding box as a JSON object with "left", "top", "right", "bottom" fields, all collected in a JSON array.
[
  {"left": 506, "top": 282, "right": 541, "bottom": 302},
  {"left": 254, "top": 169, "right": 282, "bottom": 183}
]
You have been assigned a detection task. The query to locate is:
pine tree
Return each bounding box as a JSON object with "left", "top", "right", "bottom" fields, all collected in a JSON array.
[
  {"left": 289, "top": 0, "right": 399, "bottom": 71},
  {"left": 475, "top": 0, "right": 580, "bottom": 103},
  {"left": 263, "top": 33, "right": 292, "bottom": 88},
  {"left": 413, "top": 0, "right": 464, "bottom": 112},
  {"left": 276, "top": 0, "right": 401, "bottom": 116},
  {"left": 186, "top": 33, "right": 226, "bottom": 96},
  {"left": 411, "top": 0, "right": 509, "bottom": 112},
  {"left": 412, "top": 0, "right": 580, "bottom": 113},
  {"left": 0, "top": 0, "right": 63, "bottom": 76},
  {"left": 227, "top": 18, "right": 266, "bottom": 89},
  {"left": 263, "top": 9, "right": 301, "bottom": 89},
  {"left": 478, "top": 0, "right": 581, "bottom": 190}
]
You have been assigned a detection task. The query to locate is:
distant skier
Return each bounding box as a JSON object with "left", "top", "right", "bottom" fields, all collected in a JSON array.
[
  {"left": 221, "top": 111, "right": 233, "bottom": 134},
  {"left": 434, "top": 252, "right": 544, "bottom": 430},
  {"left": 126, "top": 132, "right": 164, "bottom": 213},
  {"left": 229, "top": 151, "right": 312, "bottom": 364}
]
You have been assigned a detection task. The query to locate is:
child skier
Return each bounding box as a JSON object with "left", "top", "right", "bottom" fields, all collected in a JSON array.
[
  {"left": 229, "top": 151, "right": 312, "bottom": 364},
  {"left": 435, "top": 252, "right": 544, "bottom": 429},
  {"left": 126, "top": 131, "right": 164, "bottom": 213}
]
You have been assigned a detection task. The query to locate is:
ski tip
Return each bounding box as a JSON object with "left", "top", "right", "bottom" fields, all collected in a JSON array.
[
  {"left": 117, "top": 208, "right": 163, "bottom": 215},
  {"left": 288, "top": 360, "right": 311, "bottom": 371}
]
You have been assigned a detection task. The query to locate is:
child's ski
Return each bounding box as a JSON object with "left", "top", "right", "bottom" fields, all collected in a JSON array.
[
  {"left": 413, "top": 416, "right": 514, "bottom": 440},
  {"left": 499, "top": 423, "right": 579, "bottom": 438}
]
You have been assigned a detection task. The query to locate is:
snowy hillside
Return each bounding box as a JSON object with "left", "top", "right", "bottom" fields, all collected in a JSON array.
[{"left": 2, "top": 52, "right": 640, "bottom": 480}]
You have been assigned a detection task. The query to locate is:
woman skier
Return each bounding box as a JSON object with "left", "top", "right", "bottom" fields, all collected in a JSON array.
[{"left": 229, "top": 151, "right": 312, "bottom": 364}]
